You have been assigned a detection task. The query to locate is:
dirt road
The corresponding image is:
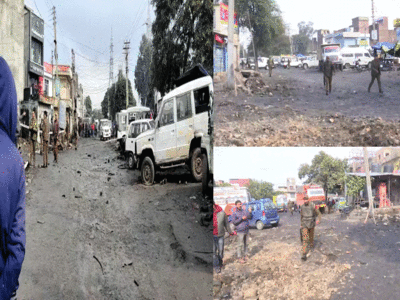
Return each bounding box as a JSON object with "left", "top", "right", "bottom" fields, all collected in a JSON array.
[
  {"left": 213, "top": 209, "right": 400, "bottom": 300},
  {"left": 215, "top": 67, "right": 400, "bottom": 146},
  {"left": 18, "top": 137, "right": 212, "bottom": 300}
]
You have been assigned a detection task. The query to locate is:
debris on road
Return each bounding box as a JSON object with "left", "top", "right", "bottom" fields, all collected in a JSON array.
[{"left": 93, "top": 255, "right": 104, "bottom": 275}]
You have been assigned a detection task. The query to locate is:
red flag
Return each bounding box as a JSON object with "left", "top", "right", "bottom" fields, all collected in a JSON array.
[{"left": 215, "top": 34, "right": 224, "bottom": 43}]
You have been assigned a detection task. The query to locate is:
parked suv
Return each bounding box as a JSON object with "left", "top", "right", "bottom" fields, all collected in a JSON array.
[
  {"left": 125, "top": 119, "right": 155, "bottom": 169},
  {"left": 133, "top": 65, "right": 213, "bottom": 185}
]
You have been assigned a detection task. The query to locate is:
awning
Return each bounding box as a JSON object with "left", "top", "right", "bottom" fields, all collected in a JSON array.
[{"left": 371, "top": 42, "right": 395, "bottom": 50}]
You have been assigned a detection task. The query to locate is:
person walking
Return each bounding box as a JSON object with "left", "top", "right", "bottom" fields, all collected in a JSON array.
[
  {"left": 91, "top": 123, "right": 95, "bottom": 138},
  {"left": 40, "top": 111, "right": 50, "bottom": 167},
  {"left": 0, "top": 56, "right": 26, "bottom": 300},
  {"left": 29, "top": 110, "right": 38, "bottom": 168},
  {"left": 368, "top": 55, "right": 383, "bottom": 93},
  {"left": 300, "top": 197, "right": 321, "bottom": 261},
  {"left": 213, "top": 202, "right": 235, "bottom": 273},
  {"left": 53, "top": 113, "right": 59, "bottom": 163},
  {"left": 288, "top": 200, "right": 294, "bottom": 215},
  {"left": 73, "top": 122, "right": 78, "bottom": 150},
  {"left": 232, "top": 200, "right": 252, "bottom": 263},
  {"left": 268, "top": 56, "right": 274, "bottom": 77},
  {"left": 287, "top": 58, "right": 291, "bottom": 69},
  {"left": 323, "top": 56, "right": 335, "bottom": 95}
]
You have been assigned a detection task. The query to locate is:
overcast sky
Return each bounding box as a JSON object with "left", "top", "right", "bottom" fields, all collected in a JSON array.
[
  {"left": 25, "top": 0, "right": 154, "bottom": 109},
  {"left": 214, "top": 147, "right": 378, "bottom": 188}
]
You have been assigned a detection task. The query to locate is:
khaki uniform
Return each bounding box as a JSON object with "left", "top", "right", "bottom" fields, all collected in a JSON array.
[
  {"left": 300, "top": 202, "right": 321, "bottom": 257},
  {"left": 29, "top": 116, "right": 38, "bottom": 167},
  {"left": 288, "top": 201, "right": 294, "bottom": 215},
  {"left": 40, "top": 117, "right": 50, "bottom": 167},
  {"left": 323, "top": 60, "right": 334, "bottom": 94},
  {"left": 368, "top": 58, "right": 382, "bottom": 93},
  {"left": 268, "top": 58, "right": 274, "bottom": 77},
  {"left": 53, "top": 120, "right": 59, "bottom": 162}
]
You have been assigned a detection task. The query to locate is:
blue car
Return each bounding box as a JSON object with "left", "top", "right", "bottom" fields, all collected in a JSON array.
[{"left": 229, "top": 199, "right": 280, "bottom": 230}]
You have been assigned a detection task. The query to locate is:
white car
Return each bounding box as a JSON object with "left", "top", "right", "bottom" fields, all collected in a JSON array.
[
  {"left": 301, "top": 56, "right": 319, "bottom": 69},
  {"left": 340, "top": 47, "right": 373, "bottom": 69},
  {"left": 250, "top": 57, "right": 269, "bottom": 70},
  {"left": 99, "top": 119, "right": 112, "bottom": 141},
  {"left": 133, "top": 68, "right": 213, "bottom": 185},
  {"left": 125, "top": 119, "right": 155, "bottom": 169}
]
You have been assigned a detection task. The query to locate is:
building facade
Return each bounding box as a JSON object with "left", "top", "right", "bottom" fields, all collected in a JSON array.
[{"left": 369, "top": 17, "right": 397, "bottom": 44}]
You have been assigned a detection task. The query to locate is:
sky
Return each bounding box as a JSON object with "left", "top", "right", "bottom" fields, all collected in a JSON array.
[
  {"left": 214, "top": 147, "right": 374, "bottom": 188},
  {"left": 24, "top": 0, "right": 154, "bottom": 109}
]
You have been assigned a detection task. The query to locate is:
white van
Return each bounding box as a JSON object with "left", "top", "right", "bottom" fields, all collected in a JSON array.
[{"left": 339, "top": 47, "right": 373, "bottom": 69}]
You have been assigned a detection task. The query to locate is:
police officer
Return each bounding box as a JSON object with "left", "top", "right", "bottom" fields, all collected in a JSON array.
[
  {"left": 368, "top": 55, "right": 383, "bottom": 93},
  {"left": 40, "top": 111, "right": 50, "bottom": 167},
  {"left": 300, "top": 196, "right": 321, "bottom": 261},
  {"left": 29, "top": 110, "right": 38, "bottom": 168},
  {"left": 288, "top": 200, "right": 294, "bottom": 215},
  {"left": 323, "top": 56, "right": 335, "bottom": 95},
  {"left": 268, "top": 56, "right": 274, "bottom": 77},
  {"left": 53, "top": 113, "right": 59, "bottom": 163}
]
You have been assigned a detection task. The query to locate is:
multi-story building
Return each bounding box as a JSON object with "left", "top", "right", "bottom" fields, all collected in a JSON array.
[
  {"left": 369, "top": 17, "right": 397, "bottom": 44},
  {"left": 213, "top": 1, "right": 239, "bottom": 74},
  {"left": 0, "top": 0, "right": 25, "bottom": 105},
  {"left": 286, "top": 178, "right": 297, "bottom": 202}
]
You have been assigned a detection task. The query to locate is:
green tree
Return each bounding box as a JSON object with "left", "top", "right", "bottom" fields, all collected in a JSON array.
[
  {"left": 92, "top": 108, "right": 103, "bottom": 120},
  {"left": 84, "top": 96, "right": 92, "bottom": 117},
  {"left": 101, "top": 70, "right": 136, "bottom": 121},
  {"left": 135, "top": 35, "right": 154, "bottom": 109},
  {"left": 346, "top": 176, "right": 366, "bottom": 197},
  {"left": 151, "top": 0, "right": 212, "bottom": 96},
  {"left": 216, "top": 182, "right": 232, "bottom": 187},
  {"left": 298, "top": 151, "right": 348, "bottom": 201},
  {"left": 245, "top": 179, "right": 274, "bottom": 200},
  {"left": 236, "top": 0, "right": 285, "bottom": 69},
  {"left": 292, "top": 21, "right": 314, "bottom": 55},
  {"left": 264, "top": 33, "right": 291, "bottom": 56}
]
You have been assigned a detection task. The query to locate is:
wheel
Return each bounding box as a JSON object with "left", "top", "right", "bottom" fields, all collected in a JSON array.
[
  {"left": 303, "top": 63, "right": 308, "bottom": 70},
  {"left": 345, "top": 63, "right": 350, "bottom": 69},
  {"left": 256, "top": 221, "right": 264, "bottom": 230},
  {"left": 201, "top": 153, "right": 208, "bottom": 196},
  {"left": 128, "top": 152, "right": 135, "bottom": 169},
  {"left": 141, "top": 156, "right": 155, "bottom": 186},
  {"left": 272, "top": 222, "right": 279, "bottom": 227},
  {"left": 190, "top": 147, "right": 203, "bottom": 182}
]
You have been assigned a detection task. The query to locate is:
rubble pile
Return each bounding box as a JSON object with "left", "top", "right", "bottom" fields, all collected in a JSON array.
[{"left": 214, "top": 241, "right": 350, "bottom": 300}]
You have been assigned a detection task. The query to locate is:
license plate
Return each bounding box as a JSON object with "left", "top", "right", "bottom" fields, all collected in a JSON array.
[{"left": 270, "top": 221, "right": 277, "bottom": 224}]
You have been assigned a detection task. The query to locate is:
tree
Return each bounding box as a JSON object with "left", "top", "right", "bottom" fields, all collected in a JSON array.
[
  {"left": 264, "top": 33, "right": 291, "bottom": 56},
  {"left": 292, "top": 21, "right": 314, "bottom": 55},
  {"left": 100, "top": 70, "right": 136, "bottom": 121},
  {"left": 298, "top": 151, "right": 348, "bottom": 201},
  {"left": 84, "top": 96, "right": 92, "bottom": 117},
  {"left": 346, "top": 176, "right": 366, "bottom": 197},
  {"left": 135, "top": 35, "right": 154, "bottom": 109},
  {"left": 298, "top": 21, "right": 314, "bottom": 39},
  {"left": 236, "top": 0, "right": 285, "bottom": 69},
  {"left": 216, "top": 182, "right": 232, "bottom": 187},
  {"left": 245, "top": 179, "right": 274, "bottom": 200},
  {"left": 92, "top": 108, "right": 103, "bottom": 120},
  {"left": 151, "top": 0, "right": 212, "bottom": 96}
]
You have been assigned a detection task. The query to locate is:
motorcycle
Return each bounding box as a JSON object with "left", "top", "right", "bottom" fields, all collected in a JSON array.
[{"left": 354, "top": 59, "right": 366, "bottom": 72}]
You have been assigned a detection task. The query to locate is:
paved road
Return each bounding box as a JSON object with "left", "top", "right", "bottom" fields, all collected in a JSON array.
[{"left": 18, "top": 137, "right": 212, "bottom": 300}]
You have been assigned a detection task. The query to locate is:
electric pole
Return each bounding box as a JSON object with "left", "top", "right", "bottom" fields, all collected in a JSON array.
[
  {"left": 227, "top": 0, "right": 235, "bottom": 89},
  {"left": 109, "top": 28, "right": 114, "bottom": 119},
  {"left": 52, "top": 6, "right": 59, "bottom": 111},
  {"left": 363, "top": 147, "right": 376, "bottom": 224},
  {"left": 71, "top": 49, "right": 75, "bottom": 127},
  {"left": 371, "top": 0, "right": 376, "bottom": 43},
  {"left": 123, "top": 40, "right": 130, "bottom": 109}
]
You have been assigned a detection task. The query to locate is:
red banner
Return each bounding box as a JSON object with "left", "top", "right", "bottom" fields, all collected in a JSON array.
[
  {"left": 215, "top": 34, "right": 224, "bottom": 43},
  {"left": 38, "top": 76, "right": 44, "bottom": 96},
  {"left": 220, "top": 3, "right": 238, "bottom": 28}
]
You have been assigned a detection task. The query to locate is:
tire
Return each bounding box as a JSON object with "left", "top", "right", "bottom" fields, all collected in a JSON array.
[
  {"left": 191, "top": 147, "right": 203, "bottom": 182},
  {"left": 201, "top": 153, "right": 208, "bottom": 196},
  {"left": 303, "top": 64, "right": 308, "bottom": 70},
  {"left": 272, "top": 222, "right": 279, "bottom": 227},
  {"left": 141, "top": 156, "right": 155, "bottom": 186},
  {"left": 256, "top": 221, "right": 264, "bottom": 230},
  {"left": 128, "top": 152, "right": 135, "bottom": 169},
  {"left": 345, "top": 63, "right": 350, "bottom": 69}
]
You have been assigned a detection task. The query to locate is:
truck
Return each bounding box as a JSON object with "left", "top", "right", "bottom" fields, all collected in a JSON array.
[
  {"left": 320, "top": 43, "right": 343, "bottom": 70},
  {"left": 213, "top": 186, "right": 252, "bottom": 216},
  {"left": 296, "top": 184, "right": 326, "bottom": 213},
  {"left": 274, "top": 194, "right": 289, "bottom": 212}
]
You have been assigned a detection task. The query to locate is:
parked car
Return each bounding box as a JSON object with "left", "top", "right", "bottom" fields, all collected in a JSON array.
[
  {"left": 125, "top": 119, "right": 155, "bottom": 169},
  {"left": 132, "top": 65, "right": 212, "bottom": 185},
  {"left": 302, "top": 56, "right": 319, "bottom": 69},
  {"left": 99, "top": 119, "right": 112, "bottom": 141},
  {"left": 250, "top": 57, "right": 269, "bottom": 70},
  {"left": 246, "top": 199, "right": 280, "bottom": 230},
  {"left": 340, "top": 47, "right": 373, "bottom": 69}
]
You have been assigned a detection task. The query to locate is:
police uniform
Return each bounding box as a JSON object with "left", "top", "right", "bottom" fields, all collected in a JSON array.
[
  {"left": 53, "top": 115, "right": 59, "bottom": 163},
  {"left": 29, "top": 114, "right": 38, "bottom": 167},
  {"left": 300, "top": 201, "right": 321, "bottom": 260},
  {"left": 40, "top": 115, "right": 50, "bottom": 167},
  {"left": 323, "top": 59, "right": 334, "bottom": 95},
  {"left": 268, "top": 57, "right": 274, "bottom": 77},
  {"left": 368, "top": 57, "right": 382, "bottom": 93}
]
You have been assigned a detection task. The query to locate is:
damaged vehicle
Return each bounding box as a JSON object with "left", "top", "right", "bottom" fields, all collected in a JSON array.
[{"left": 132, "top": 65, "right": 213, "bottom": 185}]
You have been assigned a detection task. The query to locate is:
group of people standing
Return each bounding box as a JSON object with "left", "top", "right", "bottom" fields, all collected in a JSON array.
[{"left": 27, "top": 110, "right": 79, "bottom": 168}]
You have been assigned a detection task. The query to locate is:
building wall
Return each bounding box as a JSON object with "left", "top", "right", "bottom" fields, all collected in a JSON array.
[
  {"left": 352, "top": 17, "right": 369, "bottom": 34},
  {"left": 0, "top": 0, "right": 25, "bottom": 103},
  {"left": 370, "top": 17, "right": 398, "bottom": 44}
]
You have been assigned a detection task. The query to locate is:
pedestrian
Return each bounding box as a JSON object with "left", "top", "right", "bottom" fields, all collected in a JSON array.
[
  {"left": 65, "top": 119, "right": 70, "bottom": 148},
  {"left": 53, "top": 113, "right": 59, "bottom": 163},
  {"left": 29, "top": 110, "right": 38, "bottom": 168},
  {"left": 40, "top": 111, "right": 49, "bottom": 168},
  {"left": 323, "top": 56, "right": 334, "bottom": 95},
  {"left": 288, "top": 200, "right": 294, "bottom": 215},
  {"left": 268, "top": 56, "right": 274, "bottom": 77},
  {"left": 287, "top": 58, "right": 291, "bottom": 69},
  {"left": 213, "top": 202, "right": 235, "bottom": 273},
  {"left": 0, "top": 56, "right": 26, "bottom": 300},
  {"left": 232, "top": 200, "right": 252, "bottom": 263},
  {"left": 300, "top": 197, "right": 321, "bottom": 261},
  {"left": 73, "top": 122, "right": 78, "bottom": 150},
  {"left": 368, "top": 55, "right": 383, "bottom": 93},
  {"left": 91, "top": 123, "right": 95, "bottom": 138}
]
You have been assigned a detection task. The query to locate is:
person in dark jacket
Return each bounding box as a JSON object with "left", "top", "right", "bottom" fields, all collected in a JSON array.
[
  {"left": 0, "top": 57, "right": 26, "bottom": 299},
  {"left": 232, "top": 200, "right": 252, "bottom": 263},
  {"left": 300, "top": 197, "right": 321, "bottom": 261},
  {"left": 40, "top": 111, "right": 50, "bottom": 167},
  {"left": 323, "top": 56, "right": 335, "bottom": 95},
  {"left": 53, "top": 113, "right": 59, "bottom": 163},
  {"left": 213, "top": 203, "right": 235, "bottom": 273},
  {"left": 368, "top": 55, "right": 383, "bottom": 93}
]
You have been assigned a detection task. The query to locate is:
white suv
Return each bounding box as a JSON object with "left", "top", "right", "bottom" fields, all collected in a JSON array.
[{"left": 133, "top": 73, "right": 213, "bottom": 185}]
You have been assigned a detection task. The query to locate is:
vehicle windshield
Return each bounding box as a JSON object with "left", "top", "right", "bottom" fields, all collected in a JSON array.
[{"left": 266, "top": 202, "right": 277, "bottom": 210}]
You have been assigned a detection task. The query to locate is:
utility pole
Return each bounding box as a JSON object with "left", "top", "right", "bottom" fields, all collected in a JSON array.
[
  {"left": 146, "top": 0, "right": 151, "bottom": 39},
  {"left": 109, "top": 28, "right": 114, "bottom": 119},
  {"left": 371, "top": 0, "right": 376, "bottom": 43},
  {"left": 247, "top": 10, "right": 256, "bottom": 69},
  {"left": 123, "top": 40, "right": 130, "bottom": 109},
  {"left": 71, "top": 49, "right": 75, "bottom": 127},
  {"left": 227, "top": 0, "right": 235, "bottom": 89},
  {"left": 363, "top": 147, "right": 376, "bottom": 224},
  {"left": 52, "top": 6, "right": 59, "bottom": 111}
]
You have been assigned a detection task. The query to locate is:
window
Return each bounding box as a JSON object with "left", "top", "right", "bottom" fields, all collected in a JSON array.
[
  {"left": 355, "top": 53, "right": 363, "bottom": 58},
  {"left": 193, "top": 86, "right": 210, "bottom": 114},
  {"left": 176, "top": 93, "right": 192, "bottom": 122},
  {"left": 149, "top": 120, "right": 155, "bottom": 129},
  {"left": 31, "top": 38, "right": 42, "bottom": 65},
  {"left": 44, "top": 79, "right": 49, "bottom": 96},
  {"left": 342, "top": 53, "right": 354, "bottom": 58},
  {"left": 141, "top": 122, "right": 149, "bottom": 133},
  {"left": 129, "top": 123, "right": 141, "bottom": 138},
  {"left": 159, "top": 99, "right": 174, "bottom": 127}
]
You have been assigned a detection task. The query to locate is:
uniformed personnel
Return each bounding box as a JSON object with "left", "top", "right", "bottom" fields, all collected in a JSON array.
[
  {"left": 29, "top": 111, "right": 38, "bottom": 167},
  {"left": 323, "top": 56, "right": 335, "bottom": 95},
  {"left": 288, "top": 200, "right": 294, "bottom": 215},
  {"left": 53, "top": 113, "right": 59, "bottom": 163},
  {"left": 40, "top": 111, "right": 50, "bottom": 167},
  {"left": 368, "top": 55, "right": 383, "bottom": 93},
  {"left": 268, "top": 56, "right": 274, "bottom": 77},
  {"left": 300, "top": 196, "right": 321, "bottom": 261}
]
